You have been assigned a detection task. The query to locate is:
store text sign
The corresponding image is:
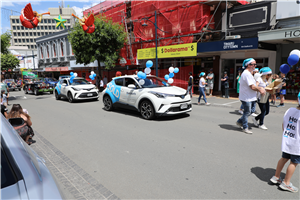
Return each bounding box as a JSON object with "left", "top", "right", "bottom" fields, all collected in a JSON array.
[{"left": 137, "top": 43, "right": 197, "bottom": 59}]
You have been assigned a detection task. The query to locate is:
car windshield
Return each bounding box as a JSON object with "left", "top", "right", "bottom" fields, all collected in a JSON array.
[
  {"left": 135, "top": 76, "right": 170, "bottom": 88},
  {"left": 70, "top": 79, "right": 89, "bottom": 85},
  {"left": 46, "top": 78, "right": 57, "bottom": 82}
]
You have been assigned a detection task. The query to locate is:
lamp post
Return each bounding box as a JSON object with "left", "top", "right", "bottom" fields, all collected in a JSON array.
[{"left": 141, "top": 11, "right": 167, "bottom": 77}]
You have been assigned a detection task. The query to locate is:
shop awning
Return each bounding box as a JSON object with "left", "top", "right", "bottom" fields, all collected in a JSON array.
[{"left": 258, "top": 26, "right": 300, "bottom": 44}]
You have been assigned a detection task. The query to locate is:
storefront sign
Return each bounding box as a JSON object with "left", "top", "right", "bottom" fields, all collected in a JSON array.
[
  {"left": 137, "top": 43, "right": 197, "bottom": 59},
  {"left": 197, "top": 38, "right": 258, "bottom": 53},
  {"left": 285, "top": 30, "right": 300, "bottom": 38},
  {"left": 45, "top": 67, "right": 69, "bottom": 71}
]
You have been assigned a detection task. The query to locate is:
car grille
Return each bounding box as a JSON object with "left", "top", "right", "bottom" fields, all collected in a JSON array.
[
  {"left": 82, "top": 88, "right": 95, "bottom": 91},
  {"left": 169, "top": 104, "right": 192, "bottom": 112},
  {"left": 78, "top": 92, "right": 98, "bottom": 98}
]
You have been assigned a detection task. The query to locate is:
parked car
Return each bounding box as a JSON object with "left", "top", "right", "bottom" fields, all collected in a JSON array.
[
  {"left": 23, "top": 78, "right": 54, "bottom": 95},
  {"left": 55, "top": 77, "right": 99, "bottom": 103},
  {"left": 45, "top": 77, "right": 59, "bottom": 87},
  {"left": 59, "top": 75, "right": 71, "bottom": 80},
  {"left": 4, "top": 79, "right": 21, "bottom": 91},
  {"left": 102, "top": 75, "right": 192, "bottom": 120},
  {"left": 1, "top": 115, "right": 64, "bottom": 199}
]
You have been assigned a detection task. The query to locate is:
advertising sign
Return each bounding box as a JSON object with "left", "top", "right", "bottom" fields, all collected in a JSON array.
[
  {"left": 137, "top": 43, "right": 197, "bottom": 60},
  {"left": 22, "top": 70, "right": 38, "bottom": 79}
]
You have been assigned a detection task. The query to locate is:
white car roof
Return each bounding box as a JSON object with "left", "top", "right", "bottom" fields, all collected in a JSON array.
[{"left": 113, "top": 75, "right": 155, "bottom": 79}]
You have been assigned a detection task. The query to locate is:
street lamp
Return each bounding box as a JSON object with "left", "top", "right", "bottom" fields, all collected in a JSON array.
[{"left": 140, "top": 11, "right": 168, "bottom": 77}]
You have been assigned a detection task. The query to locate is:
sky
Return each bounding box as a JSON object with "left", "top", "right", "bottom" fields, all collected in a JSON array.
[{"left": 1, "top": 0, "right": 102, "bottom": 33}]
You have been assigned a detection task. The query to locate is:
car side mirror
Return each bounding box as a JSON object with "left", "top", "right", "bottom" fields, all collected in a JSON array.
[
  {"left": 128, "top": 84, "right": 136, "bottom": 89},
  {"left": 62, "top": 83, "right": 67, "bottom": 86}
]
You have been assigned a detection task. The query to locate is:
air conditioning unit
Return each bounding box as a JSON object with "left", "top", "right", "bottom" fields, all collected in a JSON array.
[{"left": 225, "top": 35, "right": 241, "bottom": 40}]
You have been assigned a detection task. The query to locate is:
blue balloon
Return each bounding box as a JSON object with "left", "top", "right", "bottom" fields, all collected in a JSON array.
[
  {"left": 141, "top": 72, "right": 147, "bottom": 79},
  {"left": 137, "top": 71, "right": 143, "bottom": 78},
  {"left": 169, "top": 73, "right": 174, "bottom": 78},
  {"left": 164, "top": 75, "right": 169, "bottom": 80},
  {"left": 70, "top": 72, "right": 74, "bottom": 76},
  {"left": 93, "top": 73, "right": 96, "bottom": 78},
  {"left": 280, "top": 64, "right": 290, "bottom": 74},
  {"left": 288, "top": 54, "right": 299, "bottom": 66},
  {"left": 146, "top": 60, "right": 153, "bottom": 68},
  {"left": 174, "top": 67, "right": 179, "bottom": 73},
  {"left": 70, "top": 76, "right": 74, "bottom": 83},
  {"left": 89, "top": 75, "right": 93, "bottom": 79}
]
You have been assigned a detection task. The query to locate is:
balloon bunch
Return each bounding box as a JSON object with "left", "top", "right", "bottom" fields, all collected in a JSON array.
[
  {"left": 164, "top": 67, "right": 179, "bottom": 84},
  {"left": 70, "top": 72, "right": 78, "bottom": 83},
  {"left": 137, "top": 60, "right": 153, "bottom": 85},
  {"left": 280, "top": 49, "right": 300, "bottom": 74},
  {"left": 89, "top": 71, "right": 96, "bottom": 80}
]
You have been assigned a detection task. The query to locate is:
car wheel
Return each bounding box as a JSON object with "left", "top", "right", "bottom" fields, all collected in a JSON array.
[
  {"left": 68, "top": 92, "right": 74, "bottom": 103},
  {"left": 34, "top": 88, "right": 39, "bottom": 96},
  {"left": 103, "top": 95, "right": 113, "bottom": 111},
  {"left": 140, "top": 100, "right": 155, "bottom": 120},
  {"left": 55, "top": 90, "right": 60, "bottom": 100},
  {"left": 24, "top": 87, "right": 28, "bottom": 94}
]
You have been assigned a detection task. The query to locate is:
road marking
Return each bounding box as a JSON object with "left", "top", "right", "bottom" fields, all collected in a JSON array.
[{"left": 222, "top": 100, "right": 240, "bottom": 105}]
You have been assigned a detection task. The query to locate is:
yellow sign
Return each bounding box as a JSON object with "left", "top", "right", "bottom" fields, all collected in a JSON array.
[{"left": 137, "top": 43, "right": 197, "bottom": 60}]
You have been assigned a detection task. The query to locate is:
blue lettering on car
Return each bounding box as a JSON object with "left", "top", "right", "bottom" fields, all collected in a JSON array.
[{"left": 106, "top": 81, "right": 121, "bottom": 103}]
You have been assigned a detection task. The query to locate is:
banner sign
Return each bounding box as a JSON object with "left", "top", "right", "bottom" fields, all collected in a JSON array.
[
  {"left": 22, "top": 71, "right": 38, "bottom": 79},
  {"left": 45, "top": 67, "right": 70, "bottom": 71},
  {"left": 197, "top": 37, "right": 258, "bottom": 53},
  {"left": 138, "top": 43, "right": 197, "bottom": 60}
]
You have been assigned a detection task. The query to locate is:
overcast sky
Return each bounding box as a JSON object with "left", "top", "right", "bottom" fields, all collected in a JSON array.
[{"left": 1, "top": 0, "right": 101, "bottom": 33}]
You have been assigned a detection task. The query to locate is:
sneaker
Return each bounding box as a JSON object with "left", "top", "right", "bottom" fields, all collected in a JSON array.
[
  {"left": 242, "top": 128, "right": 253, "bottom": 134},
  {"left": 277, "top": 104, "right": 285, "bottom": 108},
  {"left": 252, "top": 118, "right": 259, "bottom": 127},
  {"left": 222, "top": 95, "right": 225, "bottom": 98},
  {"left": 238, "top": 110, "right": 243, "bottom": 115},
  {"left": 209, "top": 94, "right": 212, "bottom": 96},
  {"left": 259, "top": 124, "right": 268, "bottom": 130},
  {"left": 236, "top": 121, "right": 243, "bottom": 128},
  {"left": 251, "top": 113, "right": 258, "bottom": 117},
  {"left": 270, "top": 176, "right": 282, "bottom": 184},
  {"left": 279, "top": 182, "right": 299, "bottom": 193},
  {"left": 206, "top": 103, "right": 211, "bottom": 106}
]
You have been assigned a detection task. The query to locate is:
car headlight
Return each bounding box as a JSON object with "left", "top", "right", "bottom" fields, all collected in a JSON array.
[
  {"left": 149, "top": 91, "right": 175, "bottom": 98},
  {"left": 38, "top": 84, "right": 41, "bottom": 87},
  {"left": 71, "top": 87, "right": 82, "bottom": 91}
]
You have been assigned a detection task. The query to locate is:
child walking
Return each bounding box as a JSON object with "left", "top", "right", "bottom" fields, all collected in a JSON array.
[{"left": 270, "top": 92, "right": 300, "bottom": 193}]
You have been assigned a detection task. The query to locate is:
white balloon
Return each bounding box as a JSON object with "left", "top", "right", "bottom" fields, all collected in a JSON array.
[
  {"left": 91, "top": 71, "right": 94, "bottom": 74},
  {"left": 289, "top": 49, "right": 300, "bottom": 58},
  {"left": 169, "top": 67, "right": 174, "bottom": 73},
  {"left": 74, "top": 73, "right": 78, "bottom": 77},
  {"left": 168, "top": 78, "right": 174, "bottom": 84},
  {"left": 144, "top": 68, "right": 151, "bottom": 74},
  {"left": 139, "top": 79, "right": 145, "bottom": 85}
]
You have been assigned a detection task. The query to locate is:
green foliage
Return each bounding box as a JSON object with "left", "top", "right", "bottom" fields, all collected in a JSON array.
[
  {"left": 1, "top": 31, "right": 12, "bottom": 54},
  {"left": 68, "top": 16, "right": 127, "bottom": 73},
  {"left": 1, "top": 53, "right": 20, "bottom": 70}
]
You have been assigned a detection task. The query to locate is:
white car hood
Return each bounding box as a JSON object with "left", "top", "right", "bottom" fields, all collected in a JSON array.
[
  {"left": 146, "top": 86, "right": 186, "bottom": 95},
  {"left": 70, "top": 84, "right": 95, "bottom": 89}
]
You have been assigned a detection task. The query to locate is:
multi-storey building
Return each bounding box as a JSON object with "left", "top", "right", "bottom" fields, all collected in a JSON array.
[{"left": 10, "top": 7, "right": 75, "bottom": 50}]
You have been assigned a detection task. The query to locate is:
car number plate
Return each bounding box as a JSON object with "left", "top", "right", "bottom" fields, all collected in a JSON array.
[
  {"left": 87, "top": 93, "right": 93, "bottom": 96},
  {"left": 180, "top": 103, "right": 188, "bottom": 109}
]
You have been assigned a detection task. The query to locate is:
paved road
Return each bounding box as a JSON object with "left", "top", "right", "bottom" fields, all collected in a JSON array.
[{"left": 6, "top": 90, "right": 300, "bottom": 199}]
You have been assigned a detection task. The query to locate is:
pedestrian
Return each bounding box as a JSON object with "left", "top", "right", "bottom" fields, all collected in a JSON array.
[
  {"left": 236, "top": 70, "right": 244, "bottom": 114},
  {"left": 270, "top": 74, "right": 279, "bottom": 105},
  {"left": 198, "top": 72, "right": 210, "bottom": 106},
  {"left": 252, "top": 67, "right": 273, "bottom": 130},
  {"left": 206, "top": 69, "right": 214, "bottom": 96},
  {"left": 270, "top": 93, "right": 300, "bottom": 193},
  {"left": 187, "top": 72, "right": 193, "bottom": 98},
  {"left": 236, "top": 58, "right": 265, "bottom": 134},
  {"left": 221, "top": 71, "right": 228, "bottom": 98},
  {"left": 1, "top": 90, "right": 8, "bottom": 107},
  {"left": 95, "top": 76, "right": 100, "bottom": 91},
  {"left": 1, "top": 104, "right": 8, "bottom": 117},
  {"left": 0, "top": 78, "right": 9, "bottom": 107},
  {"left": 103, "top": 75, "right": 108, "bottom": 88},
  {"left": 99, "top": 76, "right": 104, "bottom": 92},
  {"left": 277, "top": 72, "right": 287, "bottom": 108}
]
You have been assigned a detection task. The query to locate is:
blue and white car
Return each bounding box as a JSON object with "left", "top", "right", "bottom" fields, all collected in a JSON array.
[
  {"left": 102, "top": 75, "right": 192, "bottom": 120},
  {"left": 44, "top": 77, "right": 58, "bottom": 87},
  {"left": 55, "top": 77, "right": 99, "bottom": 103}
]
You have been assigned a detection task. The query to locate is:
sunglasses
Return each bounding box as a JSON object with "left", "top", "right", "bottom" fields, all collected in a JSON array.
[{"left": 249, "top": 63, "right": 257, "bottom": 66}]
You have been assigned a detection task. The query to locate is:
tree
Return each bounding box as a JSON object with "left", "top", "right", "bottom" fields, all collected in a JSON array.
[
  {"left": 68, "top": 16, "right": 127, "bottom": 76},
  {"left": 1, "top": 31, "right": 12, "bottom": 54},
  {"left": 1, "top": 53, "right": 20, "bottom": 71}
]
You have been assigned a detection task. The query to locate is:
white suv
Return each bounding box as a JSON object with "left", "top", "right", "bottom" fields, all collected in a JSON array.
[
  {"left": 55, "top": 77, "right": 99, "bottom": 103},
  {"left": 102, "top": 75, "right": 192, "bottom": 119}
]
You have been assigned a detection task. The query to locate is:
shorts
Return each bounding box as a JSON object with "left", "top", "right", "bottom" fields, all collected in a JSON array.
[
  {"left": 280, "top": 89, "right": 286, "bottom": 95},
  {"left": 208, "top": 83, "right": 214, "bottom": 89},
  {"left": 282, "top": 152, "right": 300, "bottom": 164}
]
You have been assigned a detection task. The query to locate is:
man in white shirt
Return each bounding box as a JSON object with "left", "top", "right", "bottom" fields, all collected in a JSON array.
[
  {"left": 236, "top": 58, "right": 265, "bottom": 134},
  {"left": 103, "top": 75, "right": 108, "bottom": 87}
]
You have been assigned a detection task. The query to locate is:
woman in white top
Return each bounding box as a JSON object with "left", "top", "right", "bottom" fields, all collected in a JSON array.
[
  {"left": 252, "top": 67, "right": 273, "bottom": 130},
  {"left": 198, "top": 72, "right": 210, "bottom": 105}
]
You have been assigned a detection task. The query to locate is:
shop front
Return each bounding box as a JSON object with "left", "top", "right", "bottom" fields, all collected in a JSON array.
[{"left": 197, "top": 37, "right": 277, "bottom": 92}]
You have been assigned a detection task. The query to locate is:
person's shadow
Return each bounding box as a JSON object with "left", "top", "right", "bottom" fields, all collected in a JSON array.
[{"left": 251, "top": 167, "right": 286, "bottom": 186}]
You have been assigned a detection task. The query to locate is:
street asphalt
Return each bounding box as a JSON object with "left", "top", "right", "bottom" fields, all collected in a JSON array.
[{"left": 5, "top": 90, "right": 300, "bottom": 199}]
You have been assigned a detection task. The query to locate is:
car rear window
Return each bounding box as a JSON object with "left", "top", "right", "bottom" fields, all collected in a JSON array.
[{"left": 1, "top": 148, "right": 18, "bottom": 188}]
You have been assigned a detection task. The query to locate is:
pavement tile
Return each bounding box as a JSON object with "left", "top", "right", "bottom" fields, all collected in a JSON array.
[
  {"left": 102, "top": 190, "right": 113, "bottom": 199},
  {"left": 108, "top": 194, "right": 120, "bottom": 200}
]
